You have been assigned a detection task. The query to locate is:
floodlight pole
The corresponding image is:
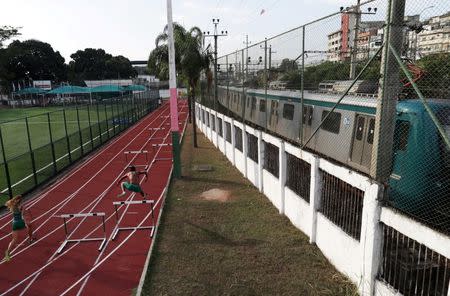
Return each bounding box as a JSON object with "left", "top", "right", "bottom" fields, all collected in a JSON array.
[{"left": 166, "top": 0, "right": 181, "bottom": 177}]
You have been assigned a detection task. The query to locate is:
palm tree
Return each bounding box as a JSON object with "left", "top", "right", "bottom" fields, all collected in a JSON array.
[{"left": 148, "top": 23, "right": 212, "bottom": 147}]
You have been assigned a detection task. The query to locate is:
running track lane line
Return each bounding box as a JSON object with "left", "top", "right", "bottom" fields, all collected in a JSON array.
[
  {"left": 18, "top": 110, "right": 177, "bottom": 295},
  {"left": 60, "top": 167, "right": 172, "bottom": 296},
  {"left": 75, "top": 109, "right": 188, "bottom": 295},
  {"left": 135, "top": 111, "right": 189, "bottom": 295},
  {"left": 0, "top": 104, "right": 169, "bottom": 232},
  {"left": 74, "top": 127, "right": 175, "bottom": 295},
  {"left": 0, "top": 104, "right": 186, "bottom": 295},
  {"left": 0, "top": 106, "right": 171, "bottom": 259},
  {"left": 0, "top": 105, "right": 167, "bottom": 223},
  {"left": 0, "top": 106, "right": 169, "bottom": 251}
]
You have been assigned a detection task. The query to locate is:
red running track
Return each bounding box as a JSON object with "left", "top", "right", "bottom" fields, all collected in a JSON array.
[{"left": 0, "top": 100, "right": 188, "bottom": 295}]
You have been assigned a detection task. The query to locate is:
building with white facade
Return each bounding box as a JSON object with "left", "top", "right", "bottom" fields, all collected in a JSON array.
[
  {"left": 327, "top": 30, "right": 342, "bottom": 62},
  {"left": 416, "top": 12, "right": 450, "bottom": 57}
]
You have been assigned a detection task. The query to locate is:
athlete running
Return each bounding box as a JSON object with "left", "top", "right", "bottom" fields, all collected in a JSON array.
[
  {"left": 4, "top": 195, "right": 34, "bottom": 261},
  {"left": 117, "top": 166, "right": 148, "bottom": 198}
]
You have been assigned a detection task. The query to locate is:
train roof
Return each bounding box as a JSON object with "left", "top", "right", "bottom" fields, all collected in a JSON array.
[
  {"left": 221, "top": 86, "right": 450, "bottom": 115},
  {"left": 224, "top": 85, "right": 378, "bottom": 109}
]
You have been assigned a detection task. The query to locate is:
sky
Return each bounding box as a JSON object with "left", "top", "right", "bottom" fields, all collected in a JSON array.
[{"left": 1, "top": 0, "right": 445, "bottom": 63}]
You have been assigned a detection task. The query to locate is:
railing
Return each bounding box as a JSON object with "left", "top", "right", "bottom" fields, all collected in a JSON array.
[
  {"left": 196, "top": 102, "right": 450, "bottom": 296},
  {"left": 0, "top": 91, "right": 159, "bottom": 200}
]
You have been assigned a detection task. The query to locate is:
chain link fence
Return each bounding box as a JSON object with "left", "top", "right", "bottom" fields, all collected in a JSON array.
[
  {"left": 201, "top": 0, "right": 450, "bottom": 236},
  {"left": 0, "top": 90, "right": 159, "bottom": 203},
  {"left": 197, "top": 0, "right": 450, "bottom": 294}
]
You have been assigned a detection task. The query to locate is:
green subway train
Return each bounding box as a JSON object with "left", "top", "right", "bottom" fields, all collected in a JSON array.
[{"left": 215, "top": 85, "right": 450, "bottom": 223}]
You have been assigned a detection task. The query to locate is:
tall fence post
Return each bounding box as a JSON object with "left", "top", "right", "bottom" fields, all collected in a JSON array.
[
  {"left": 87, "top": 105, "right": 94, "bottom": 150},
  {"left": 309, "top": 157, "right": 321, "bottom": 244},
  {"left": 0, "top": 127, "right": 13, "bottom": 197},
  {"left": 264, "top": 38, "right": 268, "bottom": 131},
  {"left": 25, "top": 117, "right": 38, "bottom": 186},
  {"left": 62, "top": 110, "right": 72, "bottom": 163},
  {"left": 47, "top": 113, "right": 57, "bottom": 174},
  {"left": 300, "top": 25, "right": 305, "bottom": 145},
  {"left": 96, "top": 103, "right": 103, "bottom": 144},
  {"left": 104, "top": 102, "right": 110, "bottom": 139},
  {"left": 370, "top": 0, "right": 405, "bottom": 182},
  {"left": 110, "top": 100, "right": 116, "bottom": 136},
  {"left": 76, "top": 107, "right": 84, "bottom": 156}
]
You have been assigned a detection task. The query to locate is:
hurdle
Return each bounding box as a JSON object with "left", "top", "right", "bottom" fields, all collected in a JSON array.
[
  {"left": 111, "top": 200, "right": 155, "bottom": 240},
  {"left": 132, "top": 164, "right": 148, "bottom": 170},
  {"left": 57, "top": 212, "right": 106, "bottom": 254},
  {"left": 124, "top": 150, "right": 148, "bottom": 161},
  {"left": 148, "top": 127, "right": 166, "bottom": 131}
]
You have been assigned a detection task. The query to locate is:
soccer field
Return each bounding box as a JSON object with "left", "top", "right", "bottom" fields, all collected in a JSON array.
[{"left": 0, "top": 94, "right": 158, "bottom": 200}]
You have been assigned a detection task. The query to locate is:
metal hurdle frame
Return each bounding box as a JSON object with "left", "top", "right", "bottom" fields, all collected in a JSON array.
[
  {"left": 124, "top": 150, "right": 149, "bottom": 161},
  {"left": 111, "top": 200, "right": 156, "bottom": 240},
  {"left": 151, "top": 143, "right": 173, "bottom": 162},
  {"left": 148, "top": 127, "right": 166, "bottom": 131},
  {"left": 57, "top": 212, "right": 106, "bottom": 254}
]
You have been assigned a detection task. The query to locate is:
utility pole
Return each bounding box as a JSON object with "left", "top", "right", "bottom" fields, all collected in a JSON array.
[
  {"left": 244, "top": 35, "right": 251, "bottom": 82},
  {"left": 347, "top": 1, "right": 377, "bottom": 79},
  {"left": 370, "top": 0, "right": 406, "bottom": 182},
  {"left": 268, "top": 45, "right": 276, "bottom": 70},
  {"left": 166, "top": 0, "right": 181, "bottom": 177},
  {"left": 349, "top": 0, "right": 361, "bottom": 80},
  {"left": 204, "top": 19, "right": 227, "bottom": 111}
]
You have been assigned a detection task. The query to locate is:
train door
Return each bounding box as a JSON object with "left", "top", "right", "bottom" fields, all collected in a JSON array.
[
  {"left": 302, "top": 106, "right": 313, "bottom": 142},
  {"left": 350, "top": 114, "right": 375, "bottom": 169}
]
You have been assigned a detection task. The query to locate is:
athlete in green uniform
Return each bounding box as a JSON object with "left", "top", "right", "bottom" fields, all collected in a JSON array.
[
  {"left": 116, "top": 166, "right": 148, "bottom": 198},
  {"left": 4, "top": 195, "right": 34, "bottom": 261}
]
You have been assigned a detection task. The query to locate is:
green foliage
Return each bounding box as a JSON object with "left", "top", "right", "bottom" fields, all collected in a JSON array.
[
  {"left": 416, "top": 53, "right": 450, "bottom": 99},
  {"left": 0, "top": 40, "right": 67, "bottom": 92},
  {"left": 275, "top": 59, "right": 381, "bottom": 90},
  {"left": 68, "top": 48, "right": 137, "bottom": 83},
  {"left": 147, "top": 23, "right": 211, "bottom": 92},
  {"left": 0, "top": 26, "right": 20, "bottom": 47}
]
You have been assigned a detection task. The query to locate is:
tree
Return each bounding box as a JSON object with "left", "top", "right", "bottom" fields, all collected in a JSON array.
[
  {"left": 416, "top": 53, "right": 450, "bottom": 99},
  {"left": 148, "top": 23, "right": 212, "bottom": 147},
  {"left": 68, "top": 48, "right": 137, "bottom": 83},
  {"left": 0, "top": 39, "right": 67, "bottom": 92},
  {"left": 0, "top": 26, "right": 20, "bottom": 48}
]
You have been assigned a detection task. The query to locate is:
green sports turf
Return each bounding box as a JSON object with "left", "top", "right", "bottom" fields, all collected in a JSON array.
[{"left": 0, "top": 98, "right": 152, "bottom": 197}]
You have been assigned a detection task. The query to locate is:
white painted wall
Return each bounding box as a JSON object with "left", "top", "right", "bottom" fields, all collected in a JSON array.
[{"left": 194, "top": 103, "right": 450, "bottom": 296}]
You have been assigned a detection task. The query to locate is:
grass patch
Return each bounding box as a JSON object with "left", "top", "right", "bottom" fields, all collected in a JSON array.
[
  {"left": 141, "top": 125, "right": 357, "bottom": 296},
  {"left": 0, "top": 100, "right": 152, "bottom": 196}
]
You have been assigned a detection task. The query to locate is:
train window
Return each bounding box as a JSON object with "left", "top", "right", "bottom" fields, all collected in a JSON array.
[
  {"left": 394, "top": 121, "right": 410, "bottom": 151},
  {"left": 211, "top": 115, "right": 216, "bottom": 131},
  {"left": 355, "top": 116, "right": 365, "bottom": 141},
  {"left": 282, "top": 104, "right": 294, "bottom": 120},
  {"left": 321, "top": 111, "right": 341, "bottom": 134},
  {"left": 251, "top": 96, "right": 257, "bottom": 110},
  {"left": 367, "top": 118, "right": 375, "bottom": 144},
  {"left": 260, "top": 100, "right": 266, "bottom": 112}
]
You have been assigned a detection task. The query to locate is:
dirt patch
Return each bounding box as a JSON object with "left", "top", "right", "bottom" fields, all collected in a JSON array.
[{"left": 199, "top": 188, "right": 231, "bottom": 202}]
